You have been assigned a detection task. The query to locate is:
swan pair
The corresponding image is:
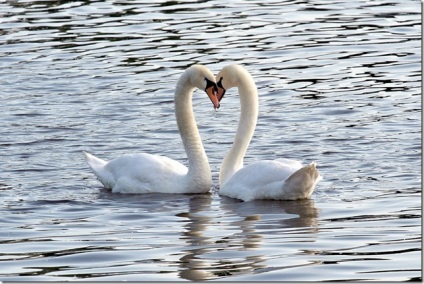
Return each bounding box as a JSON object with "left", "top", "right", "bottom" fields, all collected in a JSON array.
[{"left": 84, "top": 64, "right": 321, "bottom": 201}]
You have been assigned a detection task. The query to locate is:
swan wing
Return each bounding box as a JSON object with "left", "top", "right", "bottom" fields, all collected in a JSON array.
[
  {"left": 219, "top": 160, "right": 297, "bottom": 201},
  {"left": 219, "top": 160, "right": 320, "bottom": 201},
  {"left": 84, "top": 152, "right": 188, "bottom": 194}
]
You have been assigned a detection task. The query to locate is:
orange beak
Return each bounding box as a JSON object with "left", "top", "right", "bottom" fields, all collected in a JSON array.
[{"left": 205, "top": 86, "right": 220, "bottom": 109}]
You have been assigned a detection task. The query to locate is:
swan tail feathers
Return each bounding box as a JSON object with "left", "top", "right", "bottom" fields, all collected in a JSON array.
[
  {"left": 283, "top": 161, "right": 321, "bottom": 199},
  {"left": 84, "top": 151, "right": 107, "bottom": 168},
  {"left": 83, "top": 151, "right": 114, "bottom": 189}
]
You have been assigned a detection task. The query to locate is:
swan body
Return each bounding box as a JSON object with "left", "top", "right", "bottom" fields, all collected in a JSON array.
[
  {"left": 216, "top": 64, "right": 321, "bottom": 202},
  {"left": 84, "top": 65, "right": 220, "bottom": 194}
]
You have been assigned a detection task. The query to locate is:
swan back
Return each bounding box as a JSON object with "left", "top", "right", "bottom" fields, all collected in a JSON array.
[{"left": 220, "top": 160, "right": 321, "bottom": 202}]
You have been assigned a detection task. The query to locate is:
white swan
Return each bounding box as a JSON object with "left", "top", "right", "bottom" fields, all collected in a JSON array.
[
  {"left": 84, "top": 65, "right": 220, "bottom": 194},
  {"left": 215, "top": 64, "right": 321, "bottom": 202}
]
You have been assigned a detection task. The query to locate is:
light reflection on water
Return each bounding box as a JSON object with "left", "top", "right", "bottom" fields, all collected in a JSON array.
[{"left": 0, "top": 0, "right": 421, "bottom": 281}]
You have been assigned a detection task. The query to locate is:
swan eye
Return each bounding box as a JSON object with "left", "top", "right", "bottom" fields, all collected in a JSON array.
[
  {"left": 205, "top": 78, "right": 218, "bottom": 93},
  {"left": 217, "top": 77, "right": 224, "bottom": 89},
  {"left": 217, "top": 77, "right": 226, "bottom": 102}
]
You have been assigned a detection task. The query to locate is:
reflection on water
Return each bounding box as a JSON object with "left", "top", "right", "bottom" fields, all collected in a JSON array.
[
  {"left": 178, "top": 195, "right": 216, "bottom": 280},
  {"left": 0, "top": 0, "right": 421, "bottom": 281},
  {"left": 176, "top": 196, "right": 319, "bottom": 280}
]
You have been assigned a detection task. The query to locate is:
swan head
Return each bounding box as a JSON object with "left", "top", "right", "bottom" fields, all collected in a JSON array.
[
  {"left": 215, "top": 64, "right": 253, "bottom": 102},
  {"left": 188, "top": 65, "right": 220, "bottom": 109}
]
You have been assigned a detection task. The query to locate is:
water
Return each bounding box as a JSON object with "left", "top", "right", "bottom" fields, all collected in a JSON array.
[{"left": 0, "top": 0, "right": 421, "bottom": 281}]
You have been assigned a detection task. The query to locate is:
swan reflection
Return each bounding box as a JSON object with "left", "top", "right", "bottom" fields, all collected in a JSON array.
[
  {"left": 177, "top": 194, "right": 215, "bottom": 280},
  {"left": 177, "top": 195, "right": 319, "bottom": 280}
]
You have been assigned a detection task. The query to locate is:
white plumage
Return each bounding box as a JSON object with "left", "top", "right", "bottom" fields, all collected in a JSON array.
[
  {"left": 216, "top": 64, "right": 322, "bottom": 201},
  {"left": 84, "top": 65, "right": 220, "bottom": 194}
]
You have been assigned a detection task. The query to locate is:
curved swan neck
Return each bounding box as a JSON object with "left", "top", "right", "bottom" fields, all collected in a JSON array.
[
  {"left": 175, "top": 77, "right": 211, "bottom": 186},
  {"left": 220, "top": 70, "right": 258, "bottom": 185}
]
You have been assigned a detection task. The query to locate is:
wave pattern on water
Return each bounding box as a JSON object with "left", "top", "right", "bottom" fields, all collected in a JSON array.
[{"left": 0, "top": 0, "right": 421, "bottom": 281}]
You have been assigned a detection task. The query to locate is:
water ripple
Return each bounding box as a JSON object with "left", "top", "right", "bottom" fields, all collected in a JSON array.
[{"left": 0, "top": 0, "right": 420, "bottom": 281}]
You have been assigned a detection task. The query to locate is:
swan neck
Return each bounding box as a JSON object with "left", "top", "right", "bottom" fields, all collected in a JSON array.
[
  {"left": 175, "top": 82, "right": 211, "bottom": 186},
  {"left": 220, "top": 77, "right": 258, "bottom": 185}
]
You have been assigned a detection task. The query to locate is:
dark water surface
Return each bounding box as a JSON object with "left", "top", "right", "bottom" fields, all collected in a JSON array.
[{"left": 0, "top": 0, "right": 421, "bottom": 281}]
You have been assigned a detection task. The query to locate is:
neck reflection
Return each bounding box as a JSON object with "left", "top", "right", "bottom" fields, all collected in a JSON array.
[{"left": 176, "top": 195, "right": 319, "bottom": 281}]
